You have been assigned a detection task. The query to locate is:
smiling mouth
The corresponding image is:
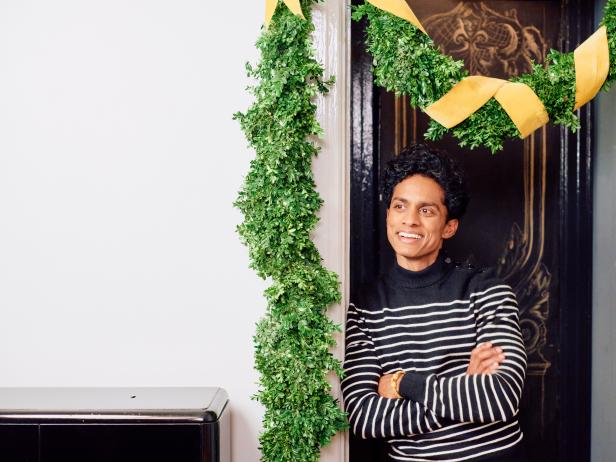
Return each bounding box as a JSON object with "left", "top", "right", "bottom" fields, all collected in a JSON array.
[{"left": 398, "top": 231, "right": 423, "bottom": 242}]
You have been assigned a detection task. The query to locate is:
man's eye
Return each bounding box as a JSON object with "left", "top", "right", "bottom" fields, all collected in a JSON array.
[{"left": 421, "top": 208, "right": 434, "bottom": 215}]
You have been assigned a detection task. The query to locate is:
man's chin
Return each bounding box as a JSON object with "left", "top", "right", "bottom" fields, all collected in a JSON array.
[
  {"left": 395, "top": 250, "right": 425, "bottom": 260},
  {"left": 395, "top": 251, "right": 440, "bottom": 267}
]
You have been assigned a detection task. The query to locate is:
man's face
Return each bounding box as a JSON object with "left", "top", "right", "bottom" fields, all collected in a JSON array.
[{"left": 386, "top": 174, "right": 459, "bottom": 272}]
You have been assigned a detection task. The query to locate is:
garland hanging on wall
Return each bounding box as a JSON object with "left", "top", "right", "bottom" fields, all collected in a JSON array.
[
  {"left": 354, "top": 0, "right": 616, "bottom": 153},
  {"left": 234, "top": 1, "right": 347, "bottom": 461}
]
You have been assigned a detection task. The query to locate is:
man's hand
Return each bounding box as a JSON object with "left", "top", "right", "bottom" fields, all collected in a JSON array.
[
  {"left": 467, "top": 342, "right": 506, "bottom": 375},
  {"left": 378, "top": 373, "right": 402, "bottom": 398}
]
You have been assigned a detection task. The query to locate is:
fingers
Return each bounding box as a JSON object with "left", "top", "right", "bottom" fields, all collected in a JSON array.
[
  {"left": 467, "top": 343, "right": 506, "bottom": 375},
  {"left": 478, "top": 354, "right": 505, "bottom": 374},
  {"left": 473, "top": 345, "right": 503, "bottom": 361}
]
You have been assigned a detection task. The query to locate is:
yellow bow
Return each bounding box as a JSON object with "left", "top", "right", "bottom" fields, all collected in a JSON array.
[{"left": 265, "top": 0, "right": 305, "bottom": 27}]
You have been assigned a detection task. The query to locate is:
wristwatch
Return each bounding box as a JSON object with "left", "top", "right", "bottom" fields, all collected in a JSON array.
[{"left": 391, "top": 370, "right": 405, "bottom": 398}]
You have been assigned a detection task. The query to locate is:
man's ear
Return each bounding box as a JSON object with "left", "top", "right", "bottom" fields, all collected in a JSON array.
[{"left": 442, "top": 218, "right": 459, "bottom": 239}]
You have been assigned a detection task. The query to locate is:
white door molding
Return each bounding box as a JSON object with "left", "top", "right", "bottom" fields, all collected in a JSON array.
[{"left": 311, "top": 1, "right": 350, "bottom": 461}]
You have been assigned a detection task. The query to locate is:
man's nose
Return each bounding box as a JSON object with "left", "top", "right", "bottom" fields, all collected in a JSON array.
[{"left": 402, "top": 208, "right": 420, "bottom": 226}]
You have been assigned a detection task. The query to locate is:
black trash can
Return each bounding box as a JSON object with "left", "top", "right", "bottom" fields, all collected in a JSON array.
[{"left": 0, "top": 387, "right": 230, "bottom": 462}]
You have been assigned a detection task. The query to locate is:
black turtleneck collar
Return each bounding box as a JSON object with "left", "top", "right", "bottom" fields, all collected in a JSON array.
[{"left": 388, "top": 252, "right": 453, "bottom": 289}]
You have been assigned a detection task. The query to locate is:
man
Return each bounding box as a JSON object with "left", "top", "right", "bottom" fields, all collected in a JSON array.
[{"left": 342, "top": 144, "right": 527, "bottom": 461}]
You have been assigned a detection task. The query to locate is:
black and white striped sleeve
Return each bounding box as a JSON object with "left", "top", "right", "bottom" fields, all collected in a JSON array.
[
  {"left": 342, "top": 302, "right": 442, "bottom": 439},
  {"left": 398, "top": 280, "right": 527, "bottom": 424}
]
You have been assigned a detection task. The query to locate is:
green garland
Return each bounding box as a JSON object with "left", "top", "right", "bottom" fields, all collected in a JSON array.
[
  {"left": 234, "top": 1, "right": 348, "bottom": 461},
  {"left": 353, "top": 0, "right": 616, "bottom": 153}
]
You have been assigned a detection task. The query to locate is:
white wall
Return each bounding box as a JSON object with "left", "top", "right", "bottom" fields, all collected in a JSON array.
[
  {"left": 593, "top": 88, "right": 616, "bottom": 461},
  {"left": 593, "top": 3, "right": 616, "bottom": 461},
  {"left": 0, "top": 1, "right": 268, "bottom": 460},
  {"left": 592, "top": 89, "right": 616, "bottom": 462}
]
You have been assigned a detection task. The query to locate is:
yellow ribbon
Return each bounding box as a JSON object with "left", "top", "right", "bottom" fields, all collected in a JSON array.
[
  {"left": 494, "top": 83, "right": 549, "bottom": 138},
  {"left": 424, "top": 77, "right": 548, "bottom": 138},
  {"left": 574, "top": 25, "right": 610, "bottom": 110},
  {"left": 368, "top": 1, "right": 611, "bottom": 139},
  {"left": 265, "top": 0, "right": 305, "bottom": 27},
  {"left": 423, "top": 77, "right": 506, "bottom": 129},
  {"left": 366, "top": 0, "right": 426, "bottom": 34}
]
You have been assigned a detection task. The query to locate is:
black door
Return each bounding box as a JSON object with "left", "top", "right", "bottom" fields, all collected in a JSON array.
[{"left": 350, "top": 1, "right": 593, "bottom": 461}]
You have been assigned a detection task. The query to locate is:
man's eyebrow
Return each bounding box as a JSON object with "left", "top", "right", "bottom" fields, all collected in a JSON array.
[{"left": 391, "top": 197, "right": 441, "bottom": 208}]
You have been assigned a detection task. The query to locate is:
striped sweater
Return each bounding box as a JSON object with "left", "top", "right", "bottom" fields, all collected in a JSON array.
[{"left": 342, "top": 254, "right": 527, "bottom": 461}]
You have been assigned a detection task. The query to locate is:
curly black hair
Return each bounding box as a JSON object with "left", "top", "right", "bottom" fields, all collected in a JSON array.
[{"left": 381, "top": 144, "right": 470, "bottom": 220}]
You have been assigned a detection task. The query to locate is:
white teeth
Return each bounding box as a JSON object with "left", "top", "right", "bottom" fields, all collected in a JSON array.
[{"left": 399, "top": 232, "right": 422, "bottom": 239}]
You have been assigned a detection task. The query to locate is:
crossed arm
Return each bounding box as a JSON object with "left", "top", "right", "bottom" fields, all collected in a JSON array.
[
  {"left": 378, "top": 341, "right": 506, "bottom": 397},
  {"left": 341, "top": 283, "right": 527, "bottom": 439},
  {"left": 341, "top": 309, "right": 442, "bottom": 439}
]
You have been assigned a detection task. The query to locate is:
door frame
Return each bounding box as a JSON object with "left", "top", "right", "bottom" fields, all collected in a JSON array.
[{"left": 311, "top": 1, "right": 351, "bottom": 462}]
